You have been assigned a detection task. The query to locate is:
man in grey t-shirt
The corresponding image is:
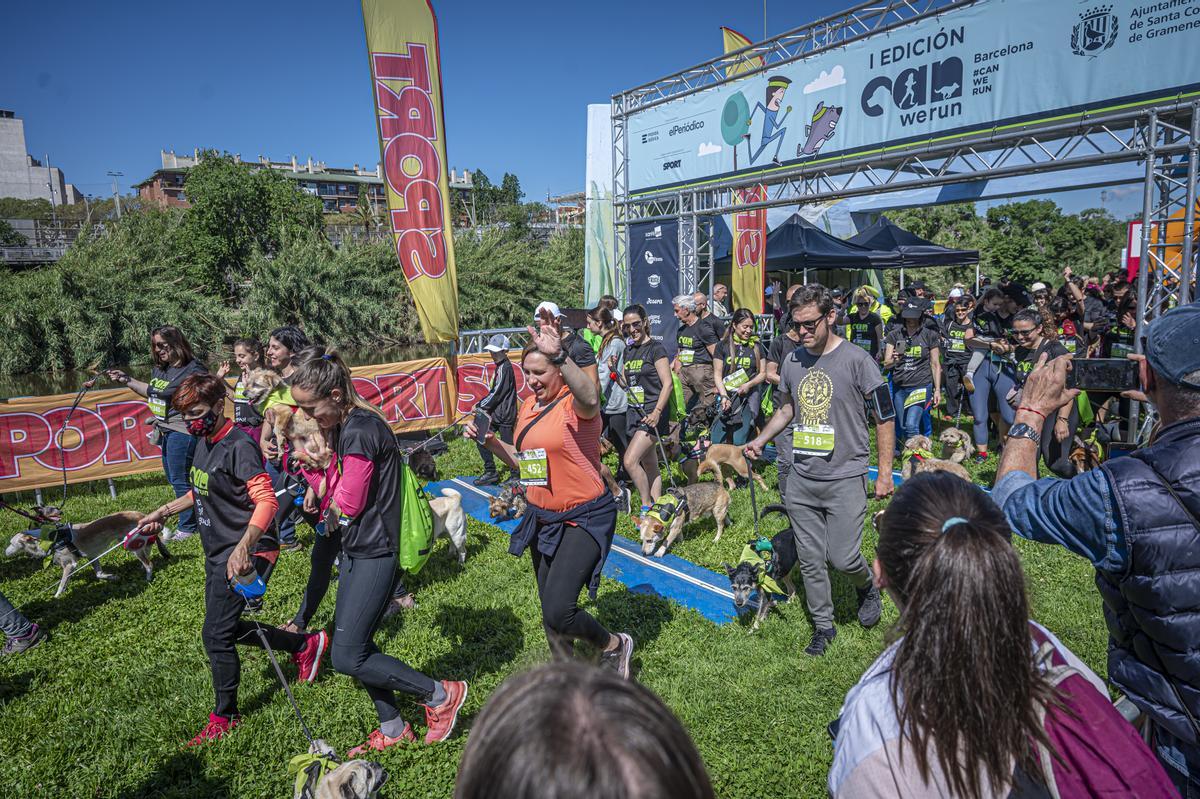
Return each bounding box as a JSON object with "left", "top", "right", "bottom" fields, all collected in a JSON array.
[{"left": 746, "top": 285, "right": 896, "bottom": 657}]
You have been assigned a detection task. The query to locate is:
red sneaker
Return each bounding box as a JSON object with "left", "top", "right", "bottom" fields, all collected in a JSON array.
[
  {"left": 292, "top": 630, "right": 328, "bottom": 683},
  {"left": 185, "top": 713, "right": 239, "bottom": 746},
  {"left": 347, "top": 725, "right": 416, "bottom": 757},
  {"left": 423, "top": 680, "right": 468, "bottom": 744}
]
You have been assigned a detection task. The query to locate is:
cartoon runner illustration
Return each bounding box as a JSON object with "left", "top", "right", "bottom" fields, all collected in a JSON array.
[{"left": 747, "top": 75, "right": 792, "bottom": 165}]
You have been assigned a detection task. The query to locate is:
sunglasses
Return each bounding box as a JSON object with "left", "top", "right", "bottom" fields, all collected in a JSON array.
[
  {"left": 1012, "top": 327, "right": 1037, "bottom": 338},
  {"left": 792, "top": 317, "right": 824, "bottom": 333}
]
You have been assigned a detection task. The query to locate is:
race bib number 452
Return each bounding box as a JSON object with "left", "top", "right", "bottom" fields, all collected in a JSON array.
[{"left": 518, "top": 448, "right": 549, "bottom": 486}]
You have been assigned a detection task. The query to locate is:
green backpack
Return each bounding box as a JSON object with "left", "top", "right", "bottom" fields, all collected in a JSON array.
[{"left": 399, "top": 460, "right": 434, "bottom": 575}]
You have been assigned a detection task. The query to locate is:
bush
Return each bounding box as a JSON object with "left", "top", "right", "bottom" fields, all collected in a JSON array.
[{"left": 455, "top": 227, "right": 583, "bottom": 330}]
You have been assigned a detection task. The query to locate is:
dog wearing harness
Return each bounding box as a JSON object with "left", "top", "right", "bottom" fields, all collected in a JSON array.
[
  {"left": 724, "top": 505, "right": 799, "bottom": 631},
  {"left": 636, "top": 480, "right": 730, "bottom": 557},
  {"left": 5, "top": 510, "right": 170, "bottom": 598},
  {"left": 900, "top": 435, "right": 973, "bottom": 481}
]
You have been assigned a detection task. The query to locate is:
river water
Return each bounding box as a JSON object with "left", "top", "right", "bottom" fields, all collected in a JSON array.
[{"left": 0, "top": 344, "right": 444, "bottom": 400}]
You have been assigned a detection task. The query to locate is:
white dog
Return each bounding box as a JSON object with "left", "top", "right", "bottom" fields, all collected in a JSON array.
[
  {"left": 428, "top": 488, "right": 467, "bottom": 565},
  {"left": 5, "top": 510, "right": 171, "bottom": 597}
]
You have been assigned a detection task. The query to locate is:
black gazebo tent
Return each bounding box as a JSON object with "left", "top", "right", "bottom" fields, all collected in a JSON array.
[
  {"left": 715, "top": 213, "right": 902, "bottom": 271},
  {"left": 847, "top": 215, "right": 979, "bottom": 268}
]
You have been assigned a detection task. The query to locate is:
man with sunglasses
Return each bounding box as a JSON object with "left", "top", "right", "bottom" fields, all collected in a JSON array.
[
  {"left": 746, "top": 285, "right": 896, "bottom": 657},
  {"left": 1006, "top": 309, "right": 1077, "bottom": 478},
  {"left": 672, "top": 294, "right": 719, "bottom": 410}
]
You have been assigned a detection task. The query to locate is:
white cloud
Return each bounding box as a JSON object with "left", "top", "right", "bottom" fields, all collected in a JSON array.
[
  {"left": 697, "top": 141, "right": 722, "bottom": 157},
  {"left": 804, "top": 65, "right": 846, "bottom": 94}
]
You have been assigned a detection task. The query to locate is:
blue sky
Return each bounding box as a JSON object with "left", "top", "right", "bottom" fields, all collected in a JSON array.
[{"left": 3, "top": 0, "right": 1139, "bottom": 217}]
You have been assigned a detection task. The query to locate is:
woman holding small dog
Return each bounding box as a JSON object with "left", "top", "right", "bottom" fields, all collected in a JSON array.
[
  {"left": 617, "top": 304, "right": 673, "bottom": 516},
  {"left": 712, "top": 309, "right": 767, "bottom": 446},
  {"left": 216, "top": 337, "right": 266, "bottom": 444},
  {"left": 466, "top": 310, "right": 635, "bottom": 676},
  {"left": 263, "top": 325, "right": 311, "bottom": 552},
  {"left": 136, "top": 373, "right": 328, "bottom": 746},
  {"left": 830, "top": 472, "right": 1174, "bottom": 797},
  {"left": 106, "top": 325, "right": 208, "bottom": 541},
  {"left": 289, "top": 348, "right": 468, "bottom": 754}
]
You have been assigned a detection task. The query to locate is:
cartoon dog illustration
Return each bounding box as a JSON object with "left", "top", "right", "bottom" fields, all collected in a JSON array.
[{"left": 798, "top": 102, "right": 842, "bottom": 157}]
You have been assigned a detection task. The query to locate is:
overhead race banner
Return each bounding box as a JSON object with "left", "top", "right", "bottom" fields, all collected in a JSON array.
[
  {"left": 584, "top": 104, "right": 616, "bottom": 306},
  {"left": 732, "top": 184, "right": 767, "bottom": 312},
  {"left": 628, "top": 221, "right": 681, "bottom": 353},
  {"left": 363, "top": 0, "right": 460, "bottom": 343},
  {"left": 626, "top": 0, "right": 1200, "bottom": 193},
  {"left": 1, "top": 358, "right": 462, "bottom": 492}
]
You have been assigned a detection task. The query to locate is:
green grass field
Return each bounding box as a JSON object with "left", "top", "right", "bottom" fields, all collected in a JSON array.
[{"left": 0, "top": 438, "right": 1105, "bottom": 798}]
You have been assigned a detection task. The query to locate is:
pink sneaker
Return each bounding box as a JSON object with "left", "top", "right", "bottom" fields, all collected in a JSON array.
[
  {"left": 292, "top": 630, "right": 328, "bottom": 683},
  {"left": 423, "top": 680, "right": 468, "bottom": 744},
  {"left": 347, "top": 725, "right": 417, "bottom": 757},
  {"left": 185, "top": 713, "right": 239, "bottom": 746}
]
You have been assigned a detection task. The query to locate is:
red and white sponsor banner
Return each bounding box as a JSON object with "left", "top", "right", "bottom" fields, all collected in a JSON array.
[{"left": 0, "top": 353, "right": 552, "bottom": 491}]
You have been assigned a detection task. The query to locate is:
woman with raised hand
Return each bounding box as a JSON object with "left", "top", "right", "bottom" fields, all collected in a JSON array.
[
  {"left": 829, "top": 471, "right": 1175, "bottom": 798},
  {"left": 465, "top": 309, "right": 634, "bottom": 675},
  {"left": 289, "top": 347, "right": 467, "bottom": 754},
  {"left": 106, "top": 325, "right": 207, "bottom": 540}
]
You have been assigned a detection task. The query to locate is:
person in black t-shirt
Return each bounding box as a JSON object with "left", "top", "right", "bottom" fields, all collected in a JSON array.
[
  {"left": 1008, "top": 309, "right": 1078, "bottom": 478},
  {"left": 883, "top": 303, "right": 942, "bottom": 447},
  {"left": 963, "top": 288, "right": 1018, "bottom": 461},
  {"left": 289, "top": 348, "right": 468, "bottom": 754},
  {"left": 535, "top": 301, "right": 599, "bottom": 392},
  {"left": 712, "top": 309, "right": 767, "bottom": 446},
  {"left": 763, "top": 320, "right": 803, "bottom": 496},
  {"left": 672, "top": 294, "right": 719, "bottom": 410},
  {"left": 137, "top": 374, "right": 327, "bottom": 746},
  {"left": 617, "top": 305, "right": 673, "bottom": 516},
  {"left": 106, "top": 325, "right": 208, "bottom": 539},
  {"left": 940, "top": 294, "right": 975, "bottom": 420},
  {"left": 217, "top": 337, "right": 266, "bottom": 444},
  {"left": 693, "top": 290, "right": 726, "bottom": 340},
  {"left": 844, "top": 290, "right": 884, "bottom": 362}
]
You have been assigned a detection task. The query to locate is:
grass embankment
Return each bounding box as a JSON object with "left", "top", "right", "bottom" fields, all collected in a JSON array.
[{"left": 0, "top": 438, "right": 1103, "bottom": 798}]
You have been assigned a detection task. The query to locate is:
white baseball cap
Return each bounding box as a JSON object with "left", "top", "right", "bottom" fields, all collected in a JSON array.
[
  {"left": 1031, "top": 282, "right": 1048, "bottom": 292},
  {"left": 483, "top": 334, "right": 510, "bottom": 353},
  {"left": 947, "top": 287, "right": 964, "bottom": 299},
  {"left": 534, "top": 301, "right": 564, "bottom": 319}
]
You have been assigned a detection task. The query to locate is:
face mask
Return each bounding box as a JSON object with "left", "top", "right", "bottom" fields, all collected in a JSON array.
[{"left": 186, "top": 410, "right": 219, "bottom": 438}]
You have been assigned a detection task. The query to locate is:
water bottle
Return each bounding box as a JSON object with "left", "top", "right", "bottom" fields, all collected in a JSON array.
[{"left": 231, "top": 569, "right": 266, "bottom": 600}]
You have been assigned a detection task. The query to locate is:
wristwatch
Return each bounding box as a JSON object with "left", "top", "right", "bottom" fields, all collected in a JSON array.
[
  {"left": 1007, "top": 422, "right": 1042, "bottom": 446},
  {"left": 548, "top": 350, "right": 567, "bottom": 366}
]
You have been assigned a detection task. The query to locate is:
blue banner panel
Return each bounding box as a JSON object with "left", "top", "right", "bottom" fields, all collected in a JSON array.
[
  {"left": 628, "top": 220, "right": 681, "bottom": 354},
  {"left": 626, "top": 0, "right": 1200, "bottom": 193}
]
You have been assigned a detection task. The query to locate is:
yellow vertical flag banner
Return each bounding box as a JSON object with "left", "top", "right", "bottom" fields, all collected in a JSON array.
[
  {"left": 721, "top": 26, "right": 763, "bottom": 78},
  {"left": 732, "top": 185, "right": 767, "bottom": 313},
  {"left": 362, "top": 0, "right": 459, "bottom": 343}
]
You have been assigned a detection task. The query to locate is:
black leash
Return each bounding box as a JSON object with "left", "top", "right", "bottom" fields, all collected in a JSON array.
[
  {"left": 251, "top": 620, "right": 318, "bottom": 746},
  {"left": 0, "top": 498, "right": 53, "bottom": 526},
  {"left": 55, "top": 375, "right": 100, "bottom": 508}
]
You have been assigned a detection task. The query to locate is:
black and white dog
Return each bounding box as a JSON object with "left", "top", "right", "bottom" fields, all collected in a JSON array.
[{"left": 723, "top": 505, "right": 798, "bottom": 631}]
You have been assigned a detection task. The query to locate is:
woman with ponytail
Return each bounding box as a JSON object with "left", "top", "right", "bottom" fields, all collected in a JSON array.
[
  {"left": 829, "top": 472, "right": 1175, "bottom": 798},
  {"left": 711, "top": 308, "right": 766, "bottom": 445},
  {"left": 289, "top": 347, "right": 468, "bottom": 754}
]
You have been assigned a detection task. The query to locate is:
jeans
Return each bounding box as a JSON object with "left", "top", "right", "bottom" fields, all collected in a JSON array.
[
  {"left": 477, "top": 423, "right": 513, "bottom": 477},
  {"left": 531, "top": 528, "right": 612, "bottom": 659},
  {"left": 892, "top": 383, "right": 934, "bottom": 448},
  {"left": 160, "top": 430, "right": 198, "bottom": 534},
  {"left": 202, "top": 555, "right": 306, "bottom": 718},
  {"left": 1155, "top": 724, "right": 1200, "bottom": 798},
  {"left": 265, "top": 459, "right": 298, "bottom": 544},
  {"left": 0, "top": 589, "right": 33, "bottom": 640},
  {"left": 332, "top": 554, "right": 436, "bottom": 724},
  {"left": 711, "top": 388, "right": 761, "bottom": 446},
  {"left": 967, "top": 357, "right": 1016, "bottom": 448}
]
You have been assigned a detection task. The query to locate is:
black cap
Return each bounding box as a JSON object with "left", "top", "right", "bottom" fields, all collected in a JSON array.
[
  {"left": 909, "top": 280, "right": 927, "bottom": 290},
  {"left": 900, "top": 302, "right": 924, "bottom": 319},
  {"left": 830, "top": 288, "right": 844, "bottom": 298}
]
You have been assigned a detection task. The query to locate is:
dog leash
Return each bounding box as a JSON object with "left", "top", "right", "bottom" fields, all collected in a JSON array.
[
  {"left": 54, "top": 374, "right": 102, "bottom": 508},
  {"left": 403, "top": 413, "right": 470, "bottom": 457},
  {"left": 250, "top": 620, "right": 319, "bottom": 746},
  {"left": 743, "top": 454, "right": 761, "bottom": 539}
]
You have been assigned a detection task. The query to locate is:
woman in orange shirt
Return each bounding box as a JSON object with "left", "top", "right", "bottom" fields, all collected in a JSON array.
[{"left": 465, "top": 309, "right": 634, "bottom": 677}]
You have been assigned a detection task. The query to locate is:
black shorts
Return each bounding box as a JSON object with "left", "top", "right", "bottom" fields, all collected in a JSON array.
[{"left": 625, "top": 407, "right": 671, "bottom": 440}]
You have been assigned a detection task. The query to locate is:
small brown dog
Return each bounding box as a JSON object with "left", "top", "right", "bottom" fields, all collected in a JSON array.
[
  {"left": 696, "top": 443, "right": 769, "bottom": 492},
  {"left": 636, "top": 482, "right": 731, "bottom": 557},
  {"left": 900, "top": 435, "right": 973, "bottom": 482},
  {"left": 937, "top": 427, "right": 973, "bottom": 463},
  {"left": 1069, "top": 436, "right": 1103, "bottom": 474},
  {"left": 5, "top": 510, "right": 170, "bottom": 597},
  {"left": 242, "top": 367, "right": 293, "bottom": 449},
  {"left": 488, "top": 482, "right": 527, "bottom": 521}
]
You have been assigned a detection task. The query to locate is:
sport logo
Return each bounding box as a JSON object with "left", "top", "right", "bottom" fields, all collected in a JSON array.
[
  {"left": 1071, "top": 5, "right": 1118, "bottom": 56},
  {"left": 648, "top": 273, "right": 662, "bottom": 287},
  {"left": 662, "top": 159, "right": 682, "bottom": 171},
  {"left": 644, "top": 251, "right": 663, "bottom": 266}
]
